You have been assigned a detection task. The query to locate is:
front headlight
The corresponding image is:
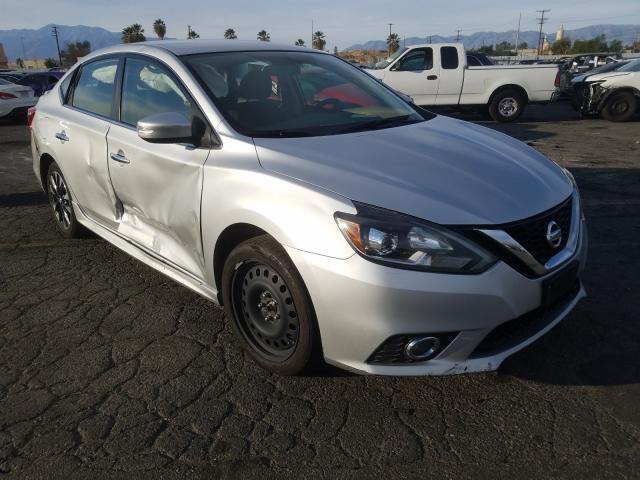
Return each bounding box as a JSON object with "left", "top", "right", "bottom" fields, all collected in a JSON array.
[{"left": 335, "top": 203, "right": 497, "bottom": 274}]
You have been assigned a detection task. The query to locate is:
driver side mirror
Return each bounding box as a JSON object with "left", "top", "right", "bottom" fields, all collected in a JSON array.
[{"left": 137, "top": 112, "right": 195, "bottom": 144}]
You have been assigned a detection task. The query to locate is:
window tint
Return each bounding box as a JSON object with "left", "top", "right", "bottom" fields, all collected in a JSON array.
[
  {"left": 397, "top": 48, "right": 433, "bottom": 71},
  {"left": 121, "top": 57, "right": 192, "bottom": 126},
  {"left": 71, "top": 58, "right": 118, "bottom": 117},
  {"left": 441, "top": 47, "right": 459, "bottom": 70}
]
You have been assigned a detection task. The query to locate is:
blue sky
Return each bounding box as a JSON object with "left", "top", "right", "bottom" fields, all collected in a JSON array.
[{"left": 2, "top": 0, "right": 639, "bottom": 48}]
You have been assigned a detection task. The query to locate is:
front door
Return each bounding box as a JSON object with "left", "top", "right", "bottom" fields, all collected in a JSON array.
[
  {"left": 106, "top": 55, "right": 211, "bottom": 278},
  {"left": 383, "top": 47, "right": 440, "bottom": 105}
]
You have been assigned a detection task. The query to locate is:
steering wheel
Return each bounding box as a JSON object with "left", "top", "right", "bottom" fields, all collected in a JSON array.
[{"left": 316, "top": 97, "right": 344, "bottom": 110}]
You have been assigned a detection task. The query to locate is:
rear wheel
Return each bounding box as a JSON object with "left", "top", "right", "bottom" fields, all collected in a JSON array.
[
  {"left": 221, "top": 235, "right": 321, "bottom": 375},
  {"left": 601, "top": 91, "right": 637, "bottom": 123},
  {"left": 46, "top": 162, "right": 84, "bottom": 238},
  {"left": 488, "top": 89, "right": 526, "bottom": 122}
]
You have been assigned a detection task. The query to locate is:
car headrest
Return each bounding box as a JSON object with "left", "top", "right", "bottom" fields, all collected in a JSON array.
[{"left": 238, "top": 70, "right": 272, "bottom": 100}]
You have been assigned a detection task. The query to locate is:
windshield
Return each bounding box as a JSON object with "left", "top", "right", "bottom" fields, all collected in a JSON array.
[
  {"left": 183, "top": 50, "right": 426, "bottom": 138},
  {"left": 618, "top": 59, "right": 640, "bottom": 72},
  {"left": 370, "top": 48, "right": 408, "bottom": 70}
]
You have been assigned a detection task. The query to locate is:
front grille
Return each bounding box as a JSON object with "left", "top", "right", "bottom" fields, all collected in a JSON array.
[
  {"left": 504, "top": 197, "right": 573, "bottom": 265},
  {"left": 472, "top": 279, "right": 580, "bottom": 357}
]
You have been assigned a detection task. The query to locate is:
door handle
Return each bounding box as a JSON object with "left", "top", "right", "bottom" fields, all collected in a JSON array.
[
  {"left": 110, "top": 150, "right": 129, "bottom": 164},
  {"left": 427, "top": 75, "right": 438, "bottom": 80},
  {"left": 55, "top": 131, "right": 69, "bottom": 142}
]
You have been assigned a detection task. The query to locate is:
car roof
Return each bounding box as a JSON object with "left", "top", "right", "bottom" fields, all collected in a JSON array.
[{"left": 105, "top": 39, "right": 310, "bottom": 56}]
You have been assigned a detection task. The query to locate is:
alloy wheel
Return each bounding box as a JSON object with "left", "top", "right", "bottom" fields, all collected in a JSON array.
[{"left": 48, "top": 171, "right": 72, "bottom": 230}]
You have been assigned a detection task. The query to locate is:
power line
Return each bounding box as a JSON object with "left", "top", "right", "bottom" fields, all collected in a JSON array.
[
  {"left": 536, "top": 9, "right": 550, "bottom": 58},
  {"left": 51, "top": 26, "right": 63, "bottom": 67}
]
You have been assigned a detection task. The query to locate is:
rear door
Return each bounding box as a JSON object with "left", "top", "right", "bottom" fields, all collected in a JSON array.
[
  {"left": 435, "top": 46, "right": 465, "bottom": 105},
  {"left": 383, "top": 47, "right": 439, "bottom": 105},
  {"left": 52, "top": 56, "right": 121, "bottom": 227},
  {"left": 106, "top": 55, "right": 211, "bottom": 278}
]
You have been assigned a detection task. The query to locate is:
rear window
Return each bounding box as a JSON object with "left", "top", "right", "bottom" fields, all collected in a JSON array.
[{"left": 441, "top": 47, "right": 459, "bottom": 70}]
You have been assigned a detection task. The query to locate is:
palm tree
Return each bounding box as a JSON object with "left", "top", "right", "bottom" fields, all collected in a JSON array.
[
  {"left": 312, "top": 31, "right": 326, "bottom": 50},
  {"left": 122, "top": 24, "right": 146, "bottom": 43},
  {"left": 257, "top": 30, "right": 270, "bottom": 42},
  {"left": 187, "top": 26, "right": 200, "bottom": 39},
  {"left": 153, "top": 19, "right": 166, "bottom": 40},
  {"left": 387, "top": 33, "right": 400, "bottom": 54},
  {"left": 224, "top": 28, "right": 237, "bottom": 40},
  {"left": 295, "top": 39, "right": 305, "bottom": 47}
]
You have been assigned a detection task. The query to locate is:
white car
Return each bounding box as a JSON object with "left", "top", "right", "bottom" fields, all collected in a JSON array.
[
  {"left": 0, "top": 78, "right": 36, "bottom": 119},
  {"left": 365, "top": 43, "right": 560, "bottom": 122},
  {"left": 575, "top": 58, "right": 640, "bottom": 122}
]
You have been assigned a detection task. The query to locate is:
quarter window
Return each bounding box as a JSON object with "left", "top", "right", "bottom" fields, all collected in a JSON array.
[
  {"left": 120, "top": 57, "right": 192, "bottom": 126},
  {"left": 441, "top": 47, "right": 459, "bottom": 70},
  {"left": 71, "top": 58, "right": 118, "bottom": 117}
]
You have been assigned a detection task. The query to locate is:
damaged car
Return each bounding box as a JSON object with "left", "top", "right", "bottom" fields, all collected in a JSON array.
[{"left": 572, "top": 58, "right": 640, "bottom": 122}]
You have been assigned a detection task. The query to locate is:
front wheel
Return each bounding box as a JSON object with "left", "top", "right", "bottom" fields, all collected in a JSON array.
[
  {"left": 601, "top": 92, "right": 637, "bottom": 123},
  {"left": 488, "top": 89, "right": 526, "bottom": 122},
  {"left": 221, "top": 235, "right": 322, "bottom": 375}
]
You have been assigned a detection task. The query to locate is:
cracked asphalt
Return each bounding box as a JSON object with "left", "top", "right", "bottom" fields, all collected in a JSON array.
[{"left": 1, "top": 104, "right": 639, "bottom": 479}]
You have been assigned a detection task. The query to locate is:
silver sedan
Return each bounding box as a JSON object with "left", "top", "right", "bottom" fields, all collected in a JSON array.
[{"left": 30, "top": 40, "right": 587, "bottom": 375}]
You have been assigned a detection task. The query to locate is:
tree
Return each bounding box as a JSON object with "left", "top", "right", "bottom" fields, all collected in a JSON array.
[
  {"left": 44, "top": 58, "right": 58, "bottom": 69},
  {"left": 257, "top": 30, "right": 270, "bottom": 42},
  {"left": 224, "top": 28, "right": 237, "bottom": 40},
  {"left": 312, "top": 31, "right": 326, "bottom": 50},
  {"left": 609, "top": 39, "right": 623, "bottom": 53},
  {"left": 295, "top": 39, "right": 305, "bottom": 47},
  {"left": 153, "top": 19, "right": 166, "bottom": 40},
  {"left": 187, "top": 26, "right": 199, "bottom": 39},
  {"left": 517, "top": 41, "right": 528, "bottom": 49},
  {"left": 386, "top": 33, "right": 400, "bottom": 54},
  {"left": 571, "top": 35, "right": 608, "bottom": 54},
  {"left": 551, "top": 38, "right": 572, "bottom": 55},
  {"left": 61, "top": 41, "right": 91, "bottom": 64},
  {"left": 333, "top": 46, "right": 338, "bottom": 55},
  {"left": 16, "top": 58, "right": 25, "bottom": 69},
  {"left": 122, "top": 24, "right": 146, "bottom": 43},
  {"left": 495, "top": 41, "right": 515, "bottom": 55},
  {"left": 477, "top": 45, "right": 494, "bottom": 55}
]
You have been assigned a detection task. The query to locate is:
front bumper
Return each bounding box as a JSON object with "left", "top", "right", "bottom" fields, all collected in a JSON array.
[{"left": 286, "top": 216, "right": 587, "bottom": 376}]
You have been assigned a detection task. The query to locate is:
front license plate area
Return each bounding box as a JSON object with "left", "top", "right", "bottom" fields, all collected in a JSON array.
[{"left": 542, "top": 262, "right": 579, "bottom": 309}]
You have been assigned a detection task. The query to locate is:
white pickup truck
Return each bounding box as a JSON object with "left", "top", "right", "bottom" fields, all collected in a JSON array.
[{"left": 364, "top": 43, "right": 560, "bottom": 122}]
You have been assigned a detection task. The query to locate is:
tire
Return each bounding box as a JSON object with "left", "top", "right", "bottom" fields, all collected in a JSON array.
[
  {"left": 221, "top": 235, "right": 322, "bottom": 375},
  {"left": 46, "top": 162, "right": 85, "bottom": 238},
  {"left": 488, "top": 89, "right": 526, "bottom": 123},
  {"left": 601, "top": 91, "right": 637, "bottom": 123}
]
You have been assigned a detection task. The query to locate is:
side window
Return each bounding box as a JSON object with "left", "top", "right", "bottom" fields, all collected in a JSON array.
[
  {"left": 59, "top": 74, "right": 73, "bottom": 102},
  {"left": 466, "top": 55, "right": 481, "bottom": 67},
  {"left": 120, "top": 57, "right": 192, "bottom": 126},
  {"left": 441, "top": 47, "right": 459, "bottom": 70},
  {"left": 71, "top": 58, "right": 118, "bottom": 117},
  {"left": 396, "top": 49, "right": 433, "bottom": 72}
]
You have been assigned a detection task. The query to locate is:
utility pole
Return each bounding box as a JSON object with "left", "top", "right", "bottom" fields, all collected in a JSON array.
[
  {"left": 455, "top": 29, "right": 462, "bottom": 42},
  {"left": 536, "top": 9, "right": 550, "bottom": 59},
  {"left": 51, "top": 25, "right": 62, "bottom": 68},
  {"left": 187, "top": 25, "right": 191, "bottom": 38},
  {"left": 428, "top": 35, "right": 432, "bottom": 44},
  {"left": 387, "top": 23, "right": 393, "bottom": 56},
  {"left": 515, "top": 12, "right": 522, "bottom": 58},
  {"left": 311, "top": 20, "right": 314, "bottom": 49}
]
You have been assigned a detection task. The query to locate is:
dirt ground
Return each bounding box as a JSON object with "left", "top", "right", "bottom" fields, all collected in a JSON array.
[{"left": 0, "top": 103, "right": 639, "bottom": 479}]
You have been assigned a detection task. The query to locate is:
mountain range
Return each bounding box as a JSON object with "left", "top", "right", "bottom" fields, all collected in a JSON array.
[
  {"left": 345, "top": 24, "right": 640, "bottom": 51},
  {"left": 0, "top": 23, "right": 638, "bottom": 61}
]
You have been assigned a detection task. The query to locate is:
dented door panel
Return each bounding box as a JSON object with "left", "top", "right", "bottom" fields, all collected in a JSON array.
[{"left": 107, "top": 124, "right": 210, "bottom": 279}]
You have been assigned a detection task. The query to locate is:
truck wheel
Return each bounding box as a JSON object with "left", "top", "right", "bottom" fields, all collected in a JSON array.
[
  {"left": 489, "top": 89, "right": 526, "bottom": 123},
  {"left": 221, "top": 235, "right": 322, "bottom": 375},
  {"left": 601, "top": 92, "right": 637, "bottom": 123}
]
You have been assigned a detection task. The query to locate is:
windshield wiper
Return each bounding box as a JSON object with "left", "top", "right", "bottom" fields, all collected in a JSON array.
[{"left": 335, "top": 115, "right": 419, "bottom": 134}]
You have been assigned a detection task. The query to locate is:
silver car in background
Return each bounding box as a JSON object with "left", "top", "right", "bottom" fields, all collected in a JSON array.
[{"left": 30, "top": 40, "right": 587, "bottom": 376}]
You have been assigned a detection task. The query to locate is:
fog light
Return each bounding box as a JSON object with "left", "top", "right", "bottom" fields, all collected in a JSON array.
[{"left": 405, "top": 336, "right": 441, "bottom": 361}]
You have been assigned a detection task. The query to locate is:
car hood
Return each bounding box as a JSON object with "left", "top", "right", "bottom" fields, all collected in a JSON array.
[
  {"left": 585, "top": 71, "right": 633, "bottom": 83},
  {"left": 253, "top": 115, "right": 573, "bottom": 225}
]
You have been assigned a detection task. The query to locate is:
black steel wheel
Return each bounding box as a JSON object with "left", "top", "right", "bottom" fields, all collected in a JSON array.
[
  {"left": 602, "top": 91, "right": 637, "bottom": 123},
  {"left": 232, "top": 261, "right": 300, "bottom": 360},
  {"left": 221, "top": 235, "right": 322, "bottom": 375}
]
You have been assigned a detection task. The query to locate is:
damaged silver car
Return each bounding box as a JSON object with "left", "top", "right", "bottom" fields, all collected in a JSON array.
[
  {"left": 31, "top": 40, "right": 587, "bottom": 376},
  {"left": 571, "top": 58, "right": 640, "bottom": 122}
]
